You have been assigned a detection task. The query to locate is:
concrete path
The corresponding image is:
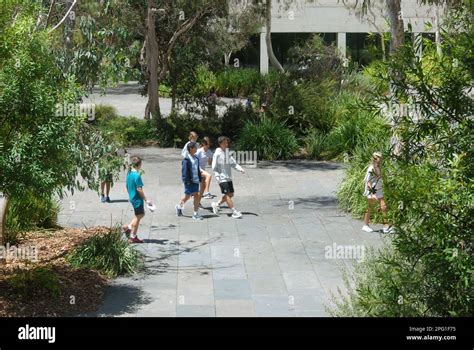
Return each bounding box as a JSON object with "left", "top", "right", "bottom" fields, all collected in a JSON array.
[
  {"left": 58, "top": 147, "right": 386, "bottom": 317},
  {"left": 84, "top": 82, "right": 243, "bottom": 118}
]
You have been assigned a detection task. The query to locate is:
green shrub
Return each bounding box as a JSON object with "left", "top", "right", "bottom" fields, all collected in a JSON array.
[
  {"left": 236, "top": 116, "right": 299, "bottom": 160},
  {"left": 329, "top": 245, "right": 429, "bottom": 316},
  {"left": 326, "top": 108, "right": 388, "bottom": 160},
  {"left": 6, "top": 191, "right": 59, "bottom": 238},
  {"left": 220, "top": 103, "right": 258, "bottom": 141},
  {"left": 304, "top": 130, "right": 328, "bottom": 160},
  {"left": 215, "top": 68, "right": 262, "bottom": 97},
  {"left": 298, "top": 78, "right": 390, "bottom": 162},
  {"left": 98, "top": 116, "right": 157, "bottom": 147},
  {"left": 297, "top": 79, "right": 338, "bottom": 133},
  {"left": 156, "top": 112, "right": 222, "bottom": 148},
  {"left": 154, "top": 104, "right": 258, "bottom": 148},
  {"left": 194, "top": 65, "right": 217, "bottom": 97},
  {"left": 268, "top": 77, "right": 339, "bottom": 136},
  {"left": 9, "top": 266, "right": 61, "bottom": 300},
  {"left": 360, "top": 61, "right": 389, "bottom": 93},
  {"left": 159, "top": 84, "right": 171, "bottom": 97},
  {"left": 94, "top": 104, "right": 117, "bottom": 122},
  {"left": 67, "top": 227, "right": 143, "bottom": 277}
]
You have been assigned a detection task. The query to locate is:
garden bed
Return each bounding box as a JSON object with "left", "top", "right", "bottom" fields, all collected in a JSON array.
[{"left": 0, "top": 227, "right": 111, "bottom": 317}]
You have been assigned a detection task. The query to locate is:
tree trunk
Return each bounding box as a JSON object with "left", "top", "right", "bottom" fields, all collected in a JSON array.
[
  {"left": 62, "top": 0, "right": 75, "bottom": 75},
  {"left": 64, "top": 0, "right": 75, "bottom": 49},
  {"left": 171, "top": 77, "right": 177, "bottom": 113},
  {"left": 265, "top": 0, "right": 284, "bottom": 73},
  {"left": 145, "top": 0, "right": 160, "bottom": 119},
  {"left": 435, "top": 7, "right": 442, "bottom": 57},
  {"left": 386, "top": 0, "right": 405, "bottom": 148},
  {"left": 381, "top": 34, "right": 386, "bottom": 62},
  {"left": 0, "top": 195, "right": 10, "bottom": 247},
  {"left": 386, "top": 0, "right": 405, "bottom": 54}
]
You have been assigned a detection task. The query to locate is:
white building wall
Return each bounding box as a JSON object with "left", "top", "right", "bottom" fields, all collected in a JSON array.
[
  {"left": 259, "top": 0, "right": 444, "bottom": 73},
  {"left": 269, "top": 0, "right": 442, "bottom": 33}
]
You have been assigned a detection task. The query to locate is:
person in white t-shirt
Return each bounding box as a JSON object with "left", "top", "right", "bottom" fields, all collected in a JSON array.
[
  {"left": 211, "top": 136, "right": 245, "bottom": 219},
  {"left": 196, "top": 137, "right": 214, "bottom": 200},
  {"left": 362, "top": 152, "right": 394, "bottom": 234}
]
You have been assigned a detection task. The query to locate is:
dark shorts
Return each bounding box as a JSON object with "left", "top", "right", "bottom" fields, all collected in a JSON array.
[
  {"left": 103, "top": 173, "right": 113, "bottom": 183},
  {"left": 184, "top": 182, "right": 200, "bottom": 195},
  {"left": 134, "top": 204, "right": 145, "bottom": 216},
  {"left": 219, "top": 181, "right": 234, "bottom": 194}
]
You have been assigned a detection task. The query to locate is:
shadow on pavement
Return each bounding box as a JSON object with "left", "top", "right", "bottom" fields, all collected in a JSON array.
[
  {"left": 108, "top": 199, "right": 129, "bottom": 203},
  {"left": 143, "top": 239, "right": 169, "bottom": 244},
  {"left": 258, "top": 160, "right": 344, "bottom": 172},
  {"left": 274, "top": 195, "right": 339, "bottom": 209},
  {"left": 95, "top": 284, "right": 153, "bottom": 317},
  {"left": 141, "top": 236, "right": 222, "bottom": 276}
]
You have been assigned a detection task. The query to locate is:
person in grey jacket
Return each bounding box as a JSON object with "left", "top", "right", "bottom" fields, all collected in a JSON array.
[{"left": 211, "top": 136, "right": 245, "bottom": 219}]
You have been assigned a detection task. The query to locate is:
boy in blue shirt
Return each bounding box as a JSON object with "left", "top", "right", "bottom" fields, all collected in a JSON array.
[
  {"left": 123, "top": 156, "right": 151, "bottom": 243},
  {"left": 175, "top": 142, "right": 203, "bottom": 220}
]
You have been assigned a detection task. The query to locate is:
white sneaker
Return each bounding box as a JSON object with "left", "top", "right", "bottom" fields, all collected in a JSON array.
[
  {"left": 231, "top": 211, "right": 242, "bottom": 219},
  {"left": 192, "top": 213, "right": 204, "bottom": 221},
  {"left": 362, "top": 225, "right": 373, "bottom": 232},
  {"left": 211, "top": 202, "right": 220, "bottom": 215},
  {"left": 383, "top": 226, "right": 395, "bottom": 234},
  {"left": 203, "top": 192, "right": 213, "bottom": 199}
]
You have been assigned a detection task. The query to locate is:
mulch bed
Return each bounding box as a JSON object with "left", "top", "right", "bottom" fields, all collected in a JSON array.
[{"left": 0, "top": 227, "right": 111, "bottom": 317}]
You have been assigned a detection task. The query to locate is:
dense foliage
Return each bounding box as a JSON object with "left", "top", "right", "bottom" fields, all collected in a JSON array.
[
  {"left": 332, "top": 6, "right": 473, "bottom": 316},
  {"left": 0, "top": 1, "right": 125, "bottom": 244},
  {"left": 67, "top": 228, "right": 143, "bottom": 278}
]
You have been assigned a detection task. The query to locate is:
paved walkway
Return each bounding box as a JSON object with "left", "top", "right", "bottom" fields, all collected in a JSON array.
[
  {"left": 84, "top": 82, "right": 243, "bottom": 118},
  {"left": 58, "top": 147, "right": 386, "bottom": 317}
]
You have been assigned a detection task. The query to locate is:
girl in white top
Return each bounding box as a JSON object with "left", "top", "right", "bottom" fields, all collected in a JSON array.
[
  {"left": 362, "top": 152, "right": 394, "bottom": 233},
  {"left": 181, "top": 131, "right": 199, "bottom": 158},
  {"left": 196, "top": 137, "right": 214, "bottom": 200}
]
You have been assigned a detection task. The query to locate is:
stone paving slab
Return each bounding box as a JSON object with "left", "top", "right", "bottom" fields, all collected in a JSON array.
[{"left": 58, "top": 147, "right": 387, "bottom": 317}]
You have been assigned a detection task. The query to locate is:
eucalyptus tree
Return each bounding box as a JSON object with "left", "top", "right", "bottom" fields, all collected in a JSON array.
[
  {"left": 0, "top": 0, "right": 126, "bottom": 245},
  {"left": 141, "top": 1, "right": 230, "bottom": 120}
]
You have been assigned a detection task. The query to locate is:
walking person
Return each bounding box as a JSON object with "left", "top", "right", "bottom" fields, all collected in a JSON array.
[
  {"left": 207, "top": 88, "right": 218, "bottom": 118},
  {"left": 362, "top": 152, "right": 394, "bottom": 233},
  {"left": 100, "top": 176, "right": 112, "bottom": 203},
  {"left": 196, "top": 137, "right": 214, "bottom": 201},
  {"left": 181, "top": 131, "right": 199, "bottom": 158},
  {"left": 211, "top": 136, "right": 245, "bottom": 219},
  {"left": 175, "top": 142, "right": 204, "bottom": 220},
  {"left": 98, "top": 152, "right": 119, "bottom": 203},
  {"left": 123, "top": 156, "right": 152, "bottom": 243}
]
